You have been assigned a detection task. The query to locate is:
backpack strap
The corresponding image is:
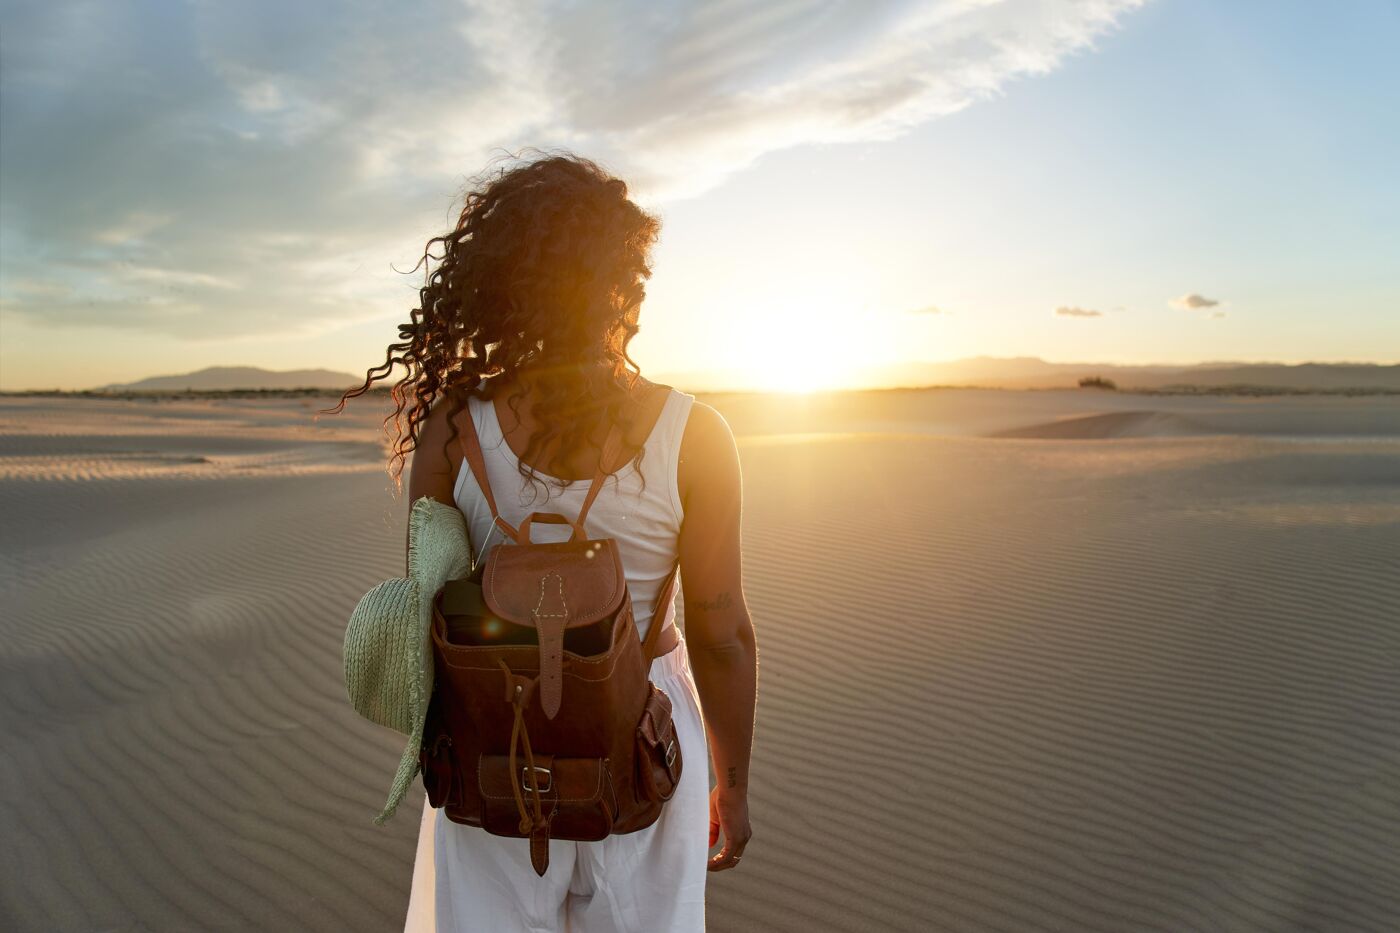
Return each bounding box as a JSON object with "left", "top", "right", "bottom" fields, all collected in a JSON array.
[
  {"left": 573, "top": 421, "right": 625, "bottom": 532},
  {"left": 457, "top": 401, "right": 522, "bottom": 544},
  {"left": 641, "top": 561, "right": 681, "bottom": 664}
]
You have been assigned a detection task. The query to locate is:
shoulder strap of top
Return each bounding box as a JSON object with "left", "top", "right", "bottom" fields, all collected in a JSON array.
[{"left": 645, "top": 387, "right": 688, "bottom": 441}]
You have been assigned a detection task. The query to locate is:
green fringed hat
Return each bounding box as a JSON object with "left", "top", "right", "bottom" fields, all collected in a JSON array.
[{"left": 343, "top": 496, "right": 472, "bottom": 823}]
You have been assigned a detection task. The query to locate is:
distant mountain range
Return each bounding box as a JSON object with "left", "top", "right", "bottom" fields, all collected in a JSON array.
[
  {"left": 93, "top": 360, "right": 1400, "bottom": 394},
  {"left": 672, "top": 357, "right": 1400, "bottom": 392},
  {"left": 874, "top": 358, "right": 1400, "bottom": 391},
  {"left": 98, "top": 366, "right": 361, "bottom": 391}
]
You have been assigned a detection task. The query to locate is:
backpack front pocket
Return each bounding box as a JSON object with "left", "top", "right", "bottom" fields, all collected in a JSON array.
[
  {"left": 477, "top": 753, "right": 618, "bottom": 841},
  {"left": 634, "top": 683, "right": 682, "bottom": 803}
]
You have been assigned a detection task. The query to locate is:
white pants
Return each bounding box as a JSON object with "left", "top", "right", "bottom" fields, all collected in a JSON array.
[{"left": 404, "top": 637, "right": 710, "bottom": 933}]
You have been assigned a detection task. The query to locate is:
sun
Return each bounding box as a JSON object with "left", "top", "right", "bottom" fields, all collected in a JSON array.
[
  {"left": 750, "top": 339, "right": 830, "bottom": 393},
  {"left": 738, "top": 299, "right": 864, "bottom": 393}
]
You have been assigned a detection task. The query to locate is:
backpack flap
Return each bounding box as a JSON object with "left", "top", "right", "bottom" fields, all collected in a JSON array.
[{"left": 482, "top": 537, "right": 627, "bottom": 719}]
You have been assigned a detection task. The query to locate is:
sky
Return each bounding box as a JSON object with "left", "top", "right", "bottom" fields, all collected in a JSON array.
[{"left": 1, "top": 0, "right": 1396, "bottom": 392}]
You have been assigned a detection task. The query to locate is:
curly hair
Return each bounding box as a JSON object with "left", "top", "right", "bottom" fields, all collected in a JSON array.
[{"left": 320, "top": 150, "right": 662, "bottom": 500}]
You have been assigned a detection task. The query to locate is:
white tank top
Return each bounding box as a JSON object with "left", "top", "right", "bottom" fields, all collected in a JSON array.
[{"left": 453, "top": 387, "right": 696, "bottom": 642}]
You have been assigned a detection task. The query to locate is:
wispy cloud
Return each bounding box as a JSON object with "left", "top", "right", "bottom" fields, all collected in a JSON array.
[
  {"left": 1055, "top": 305, "right": 1104, "bottom": 318},
  {"left": 0, "top": 0, "right": 1146, "bottom": 340},
  {"left": 910, "top": 304, "right": 946, "bottom": 315},
  {"left": 1170, "top": 293, "right": 1221, "bottom": 310}
]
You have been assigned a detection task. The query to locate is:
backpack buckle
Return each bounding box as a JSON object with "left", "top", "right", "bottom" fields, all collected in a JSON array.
[
  {"left": 664, "top": 738, "right": 677, "bottom": 768},
  {"left": 522, "top": 765, "right": 552, "bottom": 794}
]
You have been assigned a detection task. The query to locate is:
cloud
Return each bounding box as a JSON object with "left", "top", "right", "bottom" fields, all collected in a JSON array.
[
  {"left": 909, "top": 304, "right": 946, "bottom": 315},
  {"left": 0, "top": 0, "right": 1146, "bottom": 341},
  {"left": 1055, "top": 306, "right": 1104, "bottom": 318},
  {"left": 1211, "top": 311, "right": 1227, "bottom": 319},
  {"left": 1170, "top": 293, "right": 1221, "bottom": 310}
]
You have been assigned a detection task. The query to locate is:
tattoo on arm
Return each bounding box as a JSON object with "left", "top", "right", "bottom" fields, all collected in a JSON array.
[
  {"left": 727, "top": 766, "right": 737, "bottom": 789},
  {"left": 694, "top": 592, "right": 733, "bottom": 613}
]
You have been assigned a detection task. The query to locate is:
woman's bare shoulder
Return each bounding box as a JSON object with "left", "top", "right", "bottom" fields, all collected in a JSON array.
[
  {"left": 682, "top": 400, "right": 732, "bottom": 443},
  {"left": 678, "top": 401, "right": 740, "bottom": 502}
]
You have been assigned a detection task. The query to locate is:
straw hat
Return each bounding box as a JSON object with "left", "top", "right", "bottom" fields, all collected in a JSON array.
[{"left": 343, "top": 495, "right": 472, "bottom": 823}]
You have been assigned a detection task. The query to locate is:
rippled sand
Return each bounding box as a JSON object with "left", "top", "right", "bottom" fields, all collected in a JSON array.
[{"left": 2, "top": 389, "right": 1397, "bottom": 932}]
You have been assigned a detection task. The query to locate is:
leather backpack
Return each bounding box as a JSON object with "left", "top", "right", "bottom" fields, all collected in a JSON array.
[{"left": 418, "top": 405, "right": 684, "bottom": 876}]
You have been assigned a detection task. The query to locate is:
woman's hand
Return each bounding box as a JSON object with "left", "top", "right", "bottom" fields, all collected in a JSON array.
[{"left": 707, "top": 786, "right": 752, "bottom": 871}]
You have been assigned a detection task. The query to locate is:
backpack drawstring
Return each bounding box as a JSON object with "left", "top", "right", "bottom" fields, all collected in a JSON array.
[{"left": 500, "top": 661, "right": 544, "bottom": 835}]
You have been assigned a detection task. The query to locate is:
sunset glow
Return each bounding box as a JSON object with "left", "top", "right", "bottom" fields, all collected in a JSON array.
[
  {"left": 0, "top": 2, "right": 1395, "bottom": 393},
  {"left": 731, "top": 296, "right": 878, "bottom": 394}
]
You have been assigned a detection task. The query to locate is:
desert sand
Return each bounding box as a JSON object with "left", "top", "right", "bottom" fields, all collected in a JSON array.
[{"left": 2, "top": 388, "right": 1398, "bottom": 932}]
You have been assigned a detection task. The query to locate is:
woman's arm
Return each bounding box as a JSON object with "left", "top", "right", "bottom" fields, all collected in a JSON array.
[
  {"left": 405, "top": 401, "right": 458, "bottom": 575},
  {"left": 676, "top": 401, "right": 758, "bottom": 872}
]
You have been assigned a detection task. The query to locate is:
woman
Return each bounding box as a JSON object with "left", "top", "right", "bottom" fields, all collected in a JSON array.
[{"left": 335, "top": 152, "right": 757, "bottom": 931}]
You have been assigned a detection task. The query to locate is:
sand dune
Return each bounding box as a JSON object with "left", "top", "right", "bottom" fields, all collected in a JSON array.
[
  {"left": 707, "top": 388, "right": 1400, "bottom": 440},
  {"left": 991, "top": 410, "right": 1207, "bottom": 439},
  {"left": 2, "top": 390, "right": 1398, "bottom": 932},
  {"left": 718, "top": 431, "right": 1400, "bottom": 932},
  {"left": 0, "top": 398, "right": 413, "bottom": 931}
]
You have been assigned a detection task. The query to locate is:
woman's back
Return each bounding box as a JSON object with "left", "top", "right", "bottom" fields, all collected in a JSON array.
[
  {"left": 453, "top": 386, "right": 695, "bottom": 642},
  {"left": 345, "top": 152, "right": 754, "bottom": 931}
]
